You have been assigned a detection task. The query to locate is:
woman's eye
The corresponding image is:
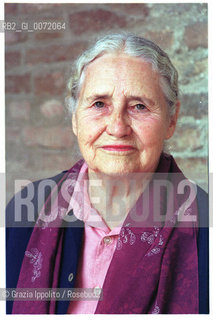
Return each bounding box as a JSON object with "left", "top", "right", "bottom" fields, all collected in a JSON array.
[
  {"left": 135, "top": 104, "right": 147, "bottom": 111},
  {"left": 94, "top": 101, "right": 105, "bottom": 108}
]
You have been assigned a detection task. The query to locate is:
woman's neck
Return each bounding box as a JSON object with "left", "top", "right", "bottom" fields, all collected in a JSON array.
[{"left": 87, "top": 169, "right": 153, "bottom": 230}]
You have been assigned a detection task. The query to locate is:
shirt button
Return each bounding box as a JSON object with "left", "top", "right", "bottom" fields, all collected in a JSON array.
[
  {"left": 93, "top": 286, "right": 101, "bottom": 296},
  {"left": 103, "top": 236, "right": 112, "bottom": 245},
  {"left": 68, "top": 273, "right": 74, "bottom": 282}
]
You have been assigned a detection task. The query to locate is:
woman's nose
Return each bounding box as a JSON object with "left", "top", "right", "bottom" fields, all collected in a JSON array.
[{"left": 106, "top": 111, "right": 131, "bottom": 138}]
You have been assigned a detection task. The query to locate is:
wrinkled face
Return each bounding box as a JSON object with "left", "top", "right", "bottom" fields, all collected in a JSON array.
[{"left": 72, "top": 53, "right": 179, "bottom": 176}]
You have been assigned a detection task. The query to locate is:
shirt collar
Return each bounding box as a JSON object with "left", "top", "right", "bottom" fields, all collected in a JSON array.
[{"left": 68, "top": 161, "right": 121, "bottom": 234}]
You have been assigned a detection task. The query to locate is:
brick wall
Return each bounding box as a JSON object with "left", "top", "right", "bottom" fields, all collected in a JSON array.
[{"left": 5, "top": 3, "right": 208, "bottom": 201}]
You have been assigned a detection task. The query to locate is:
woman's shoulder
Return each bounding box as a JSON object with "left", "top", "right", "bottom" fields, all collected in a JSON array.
[
  {"left": 6, "top": 169, "right": 69, "bottom": 228},
  {"left": 6, "top": 169, "right": 71, "bottom": 314}
]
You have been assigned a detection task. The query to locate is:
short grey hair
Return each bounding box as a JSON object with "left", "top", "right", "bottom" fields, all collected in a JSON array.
[{"left": 66, "top": 33, "right": 179, "bottom": 117}]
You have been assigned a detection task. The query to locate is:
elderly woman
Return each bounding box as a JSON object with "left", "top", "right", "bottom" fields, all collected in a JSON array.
[{"left": 6, "top": 33, "right": 208, "bottom": 314}]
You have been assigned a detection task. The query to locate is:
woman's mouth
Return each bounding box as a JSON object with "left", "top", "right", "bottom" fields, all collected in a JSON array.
[{"left": 101, "top": 145, "right": 135, "bottom": 152}]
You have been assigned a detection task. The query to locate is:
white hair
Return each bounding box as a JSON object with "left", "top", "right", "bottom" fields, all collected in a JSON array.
[{"left": 66, "top": 33, "right": 179, "bottom": 117}]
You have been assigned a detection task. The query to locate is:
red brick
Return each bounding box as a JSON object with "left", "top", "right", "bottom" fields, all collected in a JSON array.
[
  {"left": 5, "top": 3, "right": 18, "bottom": 15},
  {"left": 8, "top": 100, "right": 31, "bottom": 120},
  {"left": 40, "top": 153, "right": 74, "bottom": 171},
  {"left": 22, "top": 126, "right": 75, "bottom": 148},
  {"left": 34, "top": 71, "right": 65, "bottom": 96},
  {"left": 40, "top": 99, "right": 64, "bottom": 119},
  {"left": 179, "top": 94, "right": 208, "bottom": 118},
  {"left": 34, "top": 31, "right": 64, "bottom": 41},
  {"left": 175, "top": 157, "right": 207, "bottom": 178},
  {"left": 25, "top": 42, "right": 88, "bottom": 64},
  {"left": 32, "top": 16, "right": 66, "bottom": 41},
  {"left": 6, "top": 127, "right": 22, "bottom": 142},
  {"left": 5, "top": 51, "right": 21, "bottom": 70},
  {"left": 144, "top": 31, "right": 174, "bottom": 50},
  {"left": 170, "top": 124, "right": 207, "bottom": 153},
  {"left": 175, "top": 157, "right": 208, "bottom": 191},
  {"left": 184, "top": 22, "right": 207, "bottom": 49},
  {"left": 69, "top": 9, "right": 127, "bottom": 35},
  {"left": 108, "top": 3, "right": 149, "bottom": 16},
  {"left": 6, "top": 74, "right": 31, "bottom": 93},
  {"left": 18, "top": 3, "right": 61, "bottom": 14},
  {"left": 5, "top": 31, "right": 28, "bottom": 45}
]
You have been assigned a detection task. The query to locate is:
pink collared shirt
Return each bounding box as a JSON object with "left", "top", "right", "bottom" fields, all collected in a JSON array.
[{"left": 67, "top": 162, "right": 122, "bottom": 314}]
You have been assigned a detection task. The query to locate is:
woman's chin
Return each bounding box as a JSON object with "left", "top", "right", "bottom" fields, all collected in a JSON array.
[{"left": 90, "top": 162, "right": 140, "bottom": 177}]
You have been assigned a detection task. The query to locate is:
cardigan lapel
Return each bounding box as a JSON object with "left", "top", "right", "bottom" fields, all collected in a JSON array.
[{"left": 56, "top": 213, "right": 84, "bottom": 314}]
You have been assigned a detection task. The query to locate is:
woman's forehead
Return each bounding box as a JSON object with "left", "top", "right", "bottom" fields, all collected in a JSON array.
[
  {"left": 85, "top": 52, "right": 154, "bottom": 76},
  {"left": 78, "top": 53, "right": 161, "bottom": 101}
]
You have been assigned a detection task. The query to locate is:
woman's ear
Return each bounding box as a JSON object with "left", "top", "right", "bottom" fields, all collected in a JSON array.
[
  {"left": 72, "top": 113, "right": 77, "bottom": 136},
  {"left": 165, "top": 100, "right": 180, "bottom": 140}
]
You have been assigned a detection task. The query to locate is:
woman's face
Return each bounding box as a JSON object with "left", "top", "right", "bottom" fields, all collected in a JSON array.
[{"left": 72, "top": 53, "right": 179, "bottom": 176}]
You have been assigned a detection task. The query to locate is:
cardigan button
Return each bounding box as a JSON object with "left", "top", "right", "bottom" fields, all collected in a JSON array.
[{"left": 68, "top": 273, "right": 74, "bottom": 282}]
